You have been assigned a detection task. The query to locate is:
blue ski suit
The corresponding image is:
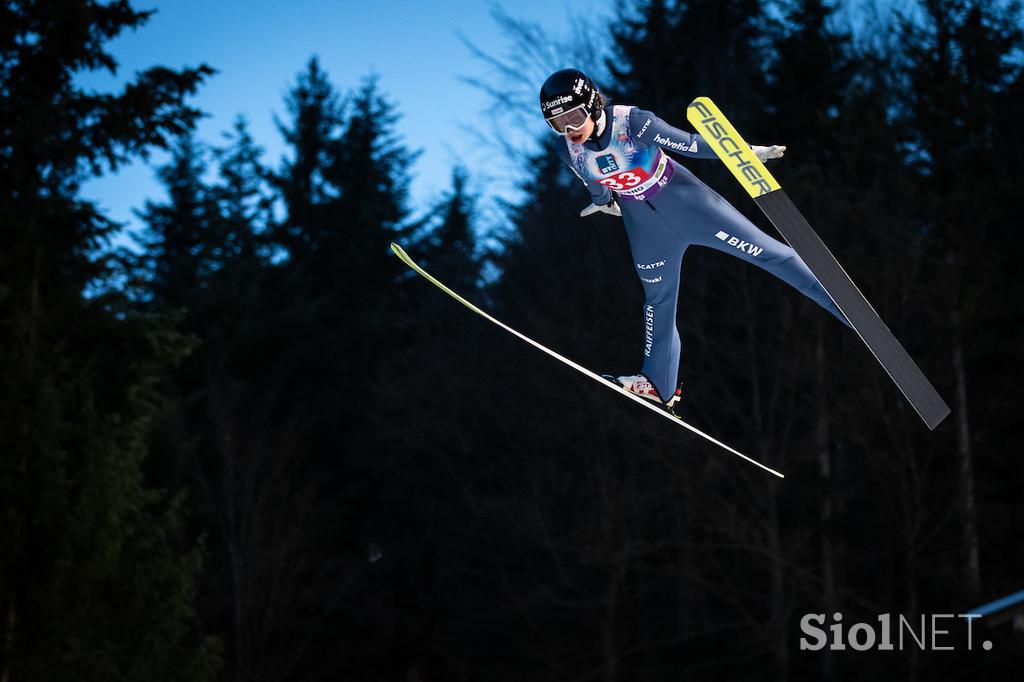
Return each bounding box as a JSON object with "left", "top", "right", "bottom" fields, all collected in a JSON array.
[{"left": 556, "top": 104, "right": 847, "bottom": 402}]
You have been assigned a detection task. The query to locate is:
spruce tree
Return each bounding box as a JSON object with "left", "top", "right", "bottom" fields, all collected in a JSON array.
[
  {"left": 142, "top": 115, "right": 330, "bottom": 682},
  {"left": 415, "top": 166, "right": 478, "bottom": 292},
  {"left": 608, "top": 0, "right": 766, "bottom": 115},
  {"left": 210, "top": 116, "right": 273, "bottom": 263},
  {"left": 897, "top": 0, "right": 1024, "bottom": 609},
  {"left": 139, "top": 133, "right": 219, "bottom": 309},
  {"left": 0, "top": 2, "right": 219, "bottom": 680},
  {"left": 272, "top": 56, "right": 344, "bottom": 262}
]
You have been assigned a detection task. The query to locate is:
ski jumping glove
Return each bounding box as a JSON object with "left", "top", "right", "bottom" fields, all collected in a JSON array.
[
  {"left": 580, "top": 200, "right": 622, "bottom": 218},
  {"left": 751, "top": 144, "right": 786, "bottom": 161}
]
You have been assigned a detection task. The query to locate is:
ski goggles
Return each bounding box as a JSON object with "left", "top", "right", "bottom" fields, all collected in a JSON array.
[{"left": 544, "top": 104, "right": 590, "bottom": 134}]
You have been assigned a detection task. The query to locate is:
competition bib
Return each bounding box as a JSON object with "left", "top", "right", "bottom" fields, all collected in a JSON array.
[{"left": 567, "top": 105, "right": 674, "bottom": 202}]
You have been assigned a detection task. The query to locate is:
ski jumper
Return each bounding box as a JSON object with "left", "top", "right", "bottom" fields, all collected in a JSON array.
[{"left": 555, "top": 104, "right": 848, "bottom": 402}]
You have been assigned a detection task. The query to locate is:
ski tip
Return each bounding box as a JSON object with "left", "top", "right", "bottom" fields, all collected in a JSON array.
[
  {"left": 687, "top": 95, "right": 713, "bottom": 109},
  {"left": 685, "top": 97, "right": 782, "bottom": 198},
  {"left": 390, "top": 242, "right": 416, "bottom": 268}
]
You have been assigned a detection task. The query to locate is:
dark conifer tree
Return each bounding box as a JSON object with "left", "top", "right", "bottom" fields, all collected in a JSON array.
[
  {"left": 896, "top": 0, "right": 1024, "bottom": 612},
  {"left": 608, "top": 0, "right": 766, "bottom": 115},
  {"left": 143, "top": 118, "right": 337, "bottom": 682},
  {"left": 273, "top": 56, "right": 344, "bottom": 261},
  {"left": 208, "top": 63, "right": 424, "bottom": 680},
  {"left": 758, "top": 7, "right": 882, "bottom": 680},
  {"left": 210, "top": 116, "right": 273, "bottom": 263},
  {"left": 0, "top": 2, "right": 218, "bottom": 680},
  {"left": 416, "top": 166, "right": 479, "bottom": 292},
  {"left": 329, "top": 75, "right": 415, "bottom": 256},
  {"left": 139, "top": 133, "right": 219, "bottom": 309}
]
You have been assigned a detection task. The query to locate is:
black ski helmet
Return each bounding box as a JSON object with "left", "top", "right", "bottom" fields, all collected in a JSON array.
[{"left": 539, "top": 69, "right": 601, "bottom": 122}]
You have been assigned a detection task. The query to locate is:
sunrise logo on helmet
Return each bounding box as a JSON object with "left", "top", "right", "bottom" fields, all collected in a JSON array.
[{"left": 542, "top": 94, "right": 574, "bottom": 112}]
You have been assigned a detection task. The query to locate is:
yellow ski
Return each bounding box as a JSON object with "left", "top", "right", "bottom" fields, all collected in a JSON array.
[
  {"left": 391, "top": 242, "right": 783, "bottom": 478},
  {"left": 686, "top": 97, "right": 949, "bottom": 430}
]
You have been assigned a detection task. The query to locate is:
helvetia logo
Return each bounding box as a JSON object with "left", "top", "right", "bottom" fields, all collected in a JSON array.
[
  {"left": 653, "top": 133, "right": 697, "bottom": 153},
  {"left": 715, "top": 231, "right": 764, "bottom": 257}
]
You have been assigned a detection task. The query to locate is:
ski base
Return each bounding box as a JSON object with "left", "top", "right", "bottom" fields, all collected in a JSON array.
[
  {"left": 754, "top": 190, "right": 950, "bottom": 429},
  {"left": 686, "top": 96, "right": 950, "bottom": 430}
]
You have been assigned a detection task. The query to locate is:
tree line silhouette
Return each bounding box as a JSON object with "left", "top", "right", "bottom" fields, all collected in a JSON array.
[{"left": 1, "top": 1, "right": 1022, "bottom": 681}]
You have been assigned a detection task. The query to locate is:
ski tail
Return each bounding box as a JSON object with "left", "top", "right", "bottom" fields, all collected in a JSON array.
[{"left": 390, "top": 242, "right": 784, "bottom": 479}]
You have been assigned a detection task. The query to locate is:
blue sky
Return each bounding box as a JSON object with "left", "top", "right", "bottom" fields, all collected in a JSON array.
[{"left": 78, "top": 0, "right": 600, "bottom": 241}]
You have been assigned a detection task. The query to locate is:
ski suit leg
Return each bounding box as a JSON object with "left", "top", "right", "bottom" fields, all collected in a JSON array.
[
  {"left": 649, "top": 172, "right": 849, "bottom": 327},
  {"left": 619, "top": 201, "right": 688, "bottom": 402}
]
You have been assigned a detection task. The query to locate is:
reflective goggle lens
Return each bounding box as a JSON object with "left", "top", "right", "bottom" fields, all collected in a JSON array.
[{"left": 545, "top": 104, "right": 589, "bottom": 133}]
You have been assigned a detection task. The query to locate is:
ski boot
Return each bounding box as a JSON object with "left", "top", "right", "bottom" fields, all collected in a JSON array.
[{"left": 602, "top": 374, "right": 683, "bottom": 415}]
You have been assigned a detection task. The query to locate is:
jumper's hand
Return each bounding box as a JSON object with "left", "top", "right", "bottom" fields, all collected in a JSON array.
[
  {"left": 580, "top": 200, "right": 621, "bottom": 218},
  {"left": 751, "top": 144, "right": 786, "bottom": 161}
]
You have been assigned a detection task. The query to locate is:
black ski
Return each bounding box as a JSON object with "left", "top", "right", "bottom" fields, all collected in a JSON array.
[{"left": 687, "top": 96, "right": 950, "bottom": 430}]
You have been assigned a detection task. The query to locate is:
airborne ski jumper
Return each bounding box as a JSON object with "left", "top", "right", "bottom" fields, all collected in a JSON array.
[
  {"left": 390, "top": 71, "right": 946, "bottom": 479},
  {"left": 540, "top": 69, "right": 848, "bottom": 407}
]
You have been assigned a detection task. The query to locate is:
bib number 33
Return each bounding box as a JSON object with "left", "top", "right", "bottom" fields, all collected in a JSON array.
[{"left": 598, "top": 167, "right": 650, "bottom": 191}]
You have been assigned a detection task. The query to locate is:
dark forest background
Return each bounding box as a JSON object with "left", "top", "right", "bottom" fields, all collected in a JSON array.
[{"left": 2, "top": 0, "right": 1023, "bottom": 680}]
